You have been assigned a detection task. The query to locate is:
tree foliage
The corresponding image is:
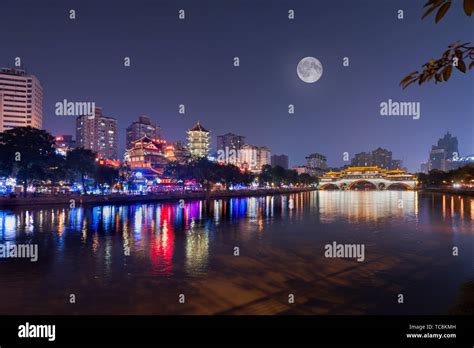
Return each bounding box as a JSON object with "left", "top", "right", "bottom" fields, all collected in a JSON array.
[
  {"left": 0, "top": 127, "right": 56, "bottom": 196},
  {"left": 94, "top": 165, "right": 119, "bottom": 193},
  {"left": 165, "top": 161, "right": 317, "bottom": 190},
  {"left": 65, "top": 148, "right": 97, "bottom": 194},
  {"left": 417, "top": 164, "right": 474, "bottom": 185},
  {"left": 400, "top": 0, "right": 474, "bottom": 88}
]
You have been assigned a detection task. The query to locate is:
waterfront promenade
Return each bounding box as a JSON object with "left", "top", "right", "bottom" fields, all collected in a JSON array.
[{"left": 0, "top": 187, "right": 316, "bottom": 208}]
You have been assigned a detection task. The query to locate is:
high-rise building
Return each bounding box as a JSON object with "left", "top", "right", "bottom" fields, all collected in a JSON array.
[
  {"left": 428, "top": 148, "right": 447, "bottom": 171},
  {"left": 126, "top": 115, "right": 161, "bottom": 149},
  {"left": 217, "top": 133, "right": 245, "bottom": 152},
  {"left": 271, "top": 154, "right": 289, "bottom": 169},
  {"left": 216, "top": 132, "right": 246, "bottom": 165},
  {"left": 436, "top": 131, "right": 459, "bottom": 158},
  {"left": 187, "top": 121, "right": 210, "bottom": 158},
  {"left": 351, "top": 148, "right": 402, "bottom": 170},
  {"left": 305, "top": 153, "right": 327, "bottom": 176},
  {"left": 240, "top": 144, "right": 271, "bottom": 173},
  {"left": 0, "top": 67, "right": 43, "bottom": 132},
  {"left": 371, "top": 147, "right": 392, "bottom": 169},
  {"left": 427, "top": 132, "right": 460, "bottom": 171},
  {"left": 76, "top": 107, "right": 118, "bottom": 160},
  {"left": 351, "top": 152, "right": 372, "bottom": 167},
  {"left": 420, "top": 162, "right": 428, "bottom": 173}
]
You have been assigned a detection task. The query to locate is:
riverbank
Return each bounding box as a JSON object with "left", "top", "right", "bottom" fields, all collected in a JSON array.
[
  {"left": 421, "top": 187, "right": 474, "bottom": 196},
  {"left": 0, "top": 187, "right": 316, "bottom": 208}
]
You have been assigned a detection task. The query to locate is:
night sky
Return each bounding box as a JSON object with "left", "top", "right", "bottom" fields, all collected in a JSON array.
[{"left": 1, "top": 0, "right": 473, "bottom": 171}]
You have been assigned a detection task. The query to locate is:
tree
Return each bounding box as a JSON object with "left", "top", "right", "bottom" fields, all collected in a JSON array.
[
  {"left": 165, "top": 161, "right": 195, "bottom": 190},
  {"left": 66, "top": 148, "right": 97, "bottom": 194},
  {"left": 298, "top": 173, "right": 318, "bottom": 186},
  {"left": 215, "top": 163, "right": 244, "bottom": 189},
  {"left": 400, "top": 0, "right": 474, "bottom": 88},
  {"left": 240, "top": 171, "right": 255, "bottom": 186},
  {"left": 258, "top": 165, "right": 273, "bottom": 187},
  {"left": 94, "top": 165, "right": 119, "bottom": 193},
  {"left": 271, "top": 165, "right": 287, "bottom": 187},
  {"left": 419, "top": 165, "right": 474, "bottom": 186},
  {"left": 46, "top": 153, "right": 68, "bottom": 190},
  {"left": 119, "top": 164, "right": 135, "bottom": 192},
  {"left": 189, "top": 158, "right": 220, "bottom": 198},
  {"left": 0, "top": 127, "right": 56, "bottom": 196}
]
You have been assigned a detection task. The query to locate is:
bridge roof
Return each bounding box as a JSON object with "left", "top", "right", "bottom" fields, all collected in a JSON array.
[{"left": 344, "top": 166, "right": 382, "bottom": 171}]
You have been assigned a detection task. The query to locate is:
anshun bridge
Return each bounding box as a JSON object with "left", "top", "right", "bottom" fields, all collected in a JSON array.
[{"left": 318, "top": 166, "right": 417, "bottom": 190}]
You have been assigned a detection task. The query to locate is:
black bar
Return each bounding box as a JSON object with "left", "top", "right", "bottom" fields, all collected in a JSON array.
[{"left": 0, "top": 315, "right": 472, "bottom": 347}]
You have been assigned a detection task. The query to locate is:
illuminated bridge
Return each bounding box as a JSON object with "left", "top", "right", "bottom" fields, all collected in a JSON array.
[{"left": 318, "top": 167, "right": 417, "bottom": 191}]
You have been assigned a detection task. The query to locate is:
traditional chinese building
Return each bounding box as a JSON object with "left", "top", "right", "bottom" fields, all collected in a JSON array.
[
  {"left": 318, "top": 166, "right": 416, "bottom": 190},
  {"left": 187, "top": 121, "right": 210, "bottom": 158},
  {"left": 124, "top": 135, "right": 172, "bottom": 178}
]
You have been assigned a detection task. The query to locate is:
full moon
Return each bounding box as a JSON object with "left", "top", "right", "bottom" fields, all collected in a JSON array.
[{"left": 297, "top": 57, "right": 323, "bottom": 83}]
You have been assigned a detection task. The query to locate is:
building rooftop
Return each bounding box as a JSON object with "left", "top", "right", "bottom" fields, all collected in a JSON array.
[
  {"left": 188, "top": 121, "right": 209, "bottom": 133},
  {"left": 0, "top": 67, "right": 28, "bottom": 76}
]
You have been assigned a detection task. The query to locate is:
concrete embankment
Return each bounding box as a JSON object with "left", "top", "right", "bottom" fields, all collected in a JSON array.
[{"left": 0, "top": 187, "right": 316, "bottom": 208}]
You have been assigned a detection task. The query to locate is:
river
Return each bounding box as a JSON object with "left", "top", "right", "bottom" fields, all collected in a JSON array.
[{"left": 0, "top": 191, "right": 472, "bottom": 315}]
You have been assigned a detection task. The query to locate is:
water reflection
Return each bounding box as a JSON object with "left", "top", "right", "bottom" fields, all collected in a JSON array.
[{"left": 0, "top": 191, "right": 472, "bottom": 278}]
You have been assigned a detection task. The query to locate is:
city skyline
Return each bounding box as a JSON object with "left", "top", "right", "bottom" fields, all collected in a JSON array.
[
  {"left": 1, "top": 0, "right": 472, "bottom": 172},
  {"left": 1, "top": 81, "right": 470, "bottom": 172}
]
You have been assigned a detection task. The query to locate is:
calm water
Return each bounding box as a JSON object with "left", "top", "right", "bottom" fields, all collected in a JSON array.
[{"left": 0, "top": 191, "right": 472, "bottom": 315}]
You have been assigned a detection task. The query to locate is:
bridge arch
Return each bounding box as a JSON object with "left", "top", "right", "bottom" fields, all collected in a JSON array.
[
  {"left": 346, "top": 180, "right": 377, "bottom": 191},
  {"left": 386, "top": 182, "right": 412, "bottom": 190},
  {"left": 319, "top": 183, "right": 339, "bottom": 190}
]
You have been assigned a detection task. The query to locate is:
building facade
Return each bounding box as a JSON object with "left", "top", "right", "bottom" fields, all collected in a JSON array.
[
  {"left": 124, "top": 136, "right": 170, "bottom": 177},
  {"left": 428, "top": 132, "right": 460, "bottom": 171},
  {"left": 76, "top": 107, "right": 118, "bottom": 160},
  {"left": 216, "top": 132, "right": 246, "bottom": 165},
  {"left": 305, "top": 153, "right": 327, "bottom": 176},
  {"left": 0, "top": 67, "right": 43, "bottom": 132},
  {"left": 126, "top": 115, "right": 161, "bottom": 149},
  {"left": 217, "top": 132, "right": 245, "bottom": 151},
  {"left": 351, "top": 148, "right": 402, "bottom": 170},
  {"left": 187, "top": 121, "right": 210, "bottom": 158},
  {"left": 271, "top": 154, "right": 289, "bottom": 169},
  {"left": 428, "top": 148, "right": 447, "bottom": 171},
  {"left": 292, "top": 165, "right": 308, "bottom": 175},
  {"left": 240, "top": 144, "right": 271, "bottom": 173}
]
